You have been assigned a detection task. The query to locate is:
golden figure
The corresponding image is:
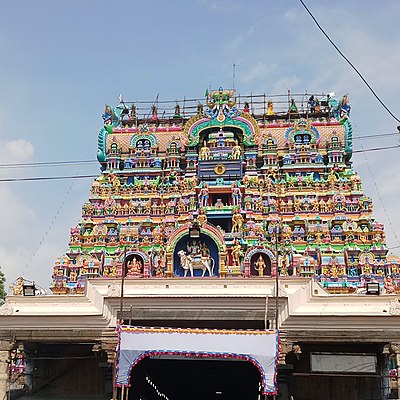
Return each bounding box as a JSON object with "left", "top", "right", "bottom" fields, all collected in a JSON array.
[
  {"left": 232, "top": 240, "right": 242, "bottom": 267},
  {"left": 199, "top": 142, "right": 211, "bottom": 160},
  {"left": 231, "top": 141, "right": 241, "bottom": 159},
  {"left": 255, "top": 255, "right": 266, "bottom": 276},
  {"left": 266, "top": 100, "right": 275, "bottom": 115},
  {"left": 11, "top": 277, "right": 24, "bottom": 296},
  {"left": 231, "top": 209, "right": 244, "bottom": 233},
  {"left": 196, "top": 210, "right": 207, "bottom": 226}
]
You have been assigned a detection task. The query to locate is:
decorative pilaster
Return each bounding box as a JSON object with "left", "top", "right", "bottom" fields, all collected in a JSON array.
[{"left": 0, "top": 340, "right": 12, "bottom": 400}]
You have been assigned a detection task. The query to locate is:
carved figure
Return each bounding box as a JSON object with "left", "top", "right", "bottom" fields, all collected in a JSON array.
[
  {"left": 11, "top": 277, "right": 24, "bottom": 296},
  {"left": 198, "top": 184, "right": 209, "bottom": 208},
  {"left": 231, "top": 240, "right": 242, "bottom": 267},
  {"left": 231, "top": 182, "right": 242, "bottom": 207},
  {"left": 384, "top": 275, "right": 396, "bottom": 294},
  {"left": 199, "top": 143, "right": 211, "bottom": 160},
  {"left": 231, "top": 209, "right": 244, "bottom": 233},
  {"left": 255, "top": 255, "right": 266, "bottom": 276},
  {"left": 231, "top": 141, "right": 241, "bottom": 159},
  {"left": 177, "top": 249, "right": 214, "bottom": 277},
  {"left": 266, "top": 100, "right": 275, "bottom": 115}
]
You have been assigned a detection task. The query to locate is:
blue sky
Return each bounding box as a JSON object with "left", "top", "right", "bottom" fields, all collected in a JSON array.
[{"left": 1, "top": 0, "right": 400, "bottom": 290}]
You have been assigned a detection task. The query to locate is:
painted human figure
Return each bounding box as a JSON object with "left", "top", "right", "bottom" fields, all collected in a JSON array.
[
  {"left": 232, "top": 182, "right": 242, "bottom": 206},
  {"left": 196, "top": 209, "right": 207, "bottom": 226},
  {"left": 384, "top": 275, "right": 396, "bottom": 294},
  {"left": 231, "top": 141, "right": 241, "bottom": 160},
  {"left": 198, "top": 184, "right": 209, "bottom": 208},
  {"left": 217, "top": 130, "right": 226, "bottom": 147},
  {"left": 11, "top": 277, "right": 24, "bottom": 296},
  {"left": 199, "top": 142, "right": 211, "bottom": 160},
  {"left": 232, "top": 240, "right": 242, "bottom": 267},
  {"left": 266, "top": 100, "right": 275, "bottom": 115},
  {"left": 231, "top": 209, "right": 244, "bottom": 233}
]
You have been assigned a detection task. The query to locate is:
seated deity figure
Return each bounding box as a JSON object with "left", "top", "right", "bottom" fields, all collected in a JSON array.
[
  {"left": 127, "top": 257, "right": 142, "bottom": 274},
  {"left": 187, "top": 240, "right": 201, "bottom": 256},
  {"left": 11, "top": 277, "right": 24, "bottom": 296},
  {"left": 384, "top": 275, "right": 396, "bottom": 294}
]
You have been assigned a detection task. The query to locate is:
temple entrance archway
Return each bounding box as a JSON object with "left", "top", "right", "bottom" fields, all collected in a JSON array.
[{"left": 127, "top": 356, "right": 262, "bottom": 400}]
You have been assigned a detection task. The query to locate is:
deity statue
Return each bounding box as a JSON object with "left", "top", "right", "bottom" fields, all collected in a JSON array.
[
  {"left": 231, "top": 181, "right": 242, "bottom": 207},
  {"left": 174, "top": 103, "right": 181, "bottom": 118},
  {"left": 215, "top": 198, "right": 224, "bottom": 209},
  {"left": 288, "top": 98, "right": 298, "bottom": 113},
  {"left": 199, "top": 142, "right": 211, "bottom": 160},
  {"left": 254, "top": 255, "right": 266, "bottom": 276},
  {"left": 231, "top": 209, "right": 244, "bottom": 233},
  {"left": 151, "top": 105, "right": 158, "bottom": 120},
  {"left": 217, "top": 130, "right": 226, "bottom": 147},
  {"left": 266, "top": 100, "right": 275, "bottom": 115},
  {"left": 11, "top": 277, "right": 24, "bottom": 296},
  {"left": 231, "top": 240, "right": 242, "bottom": 267},
  {"left": 198, "top": 184, "right": 209, "bottom": 208},
  {"left": 196, "top": 209, "right": 207, "bottom": 226},
  {"left": 384, "top": 275, "right": 396, "bottom": 294},
  {"left": 231, "top": 141, "right": 241, "bottom": 160},
  {"left": 127, "top": 257, "right": 142, "bottom": 274}
]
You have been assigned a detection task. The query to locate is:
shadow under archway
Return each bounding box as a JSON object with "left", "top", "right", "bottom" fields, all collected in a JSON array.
[{"left": 128, "top": 357, "right": 261, "bottom": 400}]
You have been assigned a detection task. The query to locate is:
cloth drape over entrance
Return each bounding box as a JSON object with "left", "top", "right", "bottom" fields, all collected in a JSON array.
[{"left": 116, "top": 326, "right": 279, "bottom": 395}]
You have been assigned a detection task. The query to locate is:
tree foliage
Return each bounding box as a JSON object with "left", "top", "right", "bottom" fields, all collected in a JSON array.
[{"left": 0, "top": 267, "right": 6, "bottom": 303}]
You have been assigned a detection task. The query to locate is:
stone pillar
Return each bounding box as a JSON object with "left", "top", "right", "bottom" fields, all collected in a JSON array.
[
  {"left": 389, "top": 343, "right": 400, "bottom": 399},
  {"left": 219, "top": 251, "right": 227, "bottom": 278},
  {"left": 165, "top": 251, "right": 173, "bottom": 278},
  {"left": 0, "top": 340, "right": 12, "bottom": 400},
  {"left": 98, "top": 331, "right": 118, "bottom": 400}
]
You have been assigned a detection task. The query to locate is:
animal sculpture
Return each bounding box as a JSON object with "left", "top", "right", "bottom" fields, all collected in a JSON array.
[{"left": 177, "top": 250, "right": 214, "bottom": 277}]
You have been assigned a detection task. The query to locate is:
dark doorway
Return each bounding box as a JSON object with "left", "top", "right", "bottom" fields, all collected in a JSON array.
[
  {"left": 207, "top": 215, "right": 232, "bottom": 233},
  {"left": 128, "top": 357, "right": 262, "bottom": 400}
]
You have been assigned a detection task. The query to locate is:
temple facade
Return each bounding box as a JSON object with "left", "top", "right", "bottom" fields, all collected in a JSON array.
[{"left": 2, "top": 88, "right": 400, "bottom": 400}]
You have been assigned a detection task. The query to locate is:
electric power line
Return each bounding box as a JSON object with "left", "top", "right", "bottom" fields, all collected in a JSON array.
[
  {"left": 0, "top": 160, "right": 97, "bottom": 168},
  {"left": 0, "top": 174, "right": 98, "bottom": 182},
  {"left": 299, "top": 0, "right": 400, "bottom": 124},
  {"left": 0, "top": 141, "right": 397, "bottom": 183}
]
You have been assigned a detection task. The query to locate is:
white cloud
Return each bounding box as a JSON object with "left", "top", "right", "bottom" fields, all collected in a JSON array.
[{"left": 2, "top": 139, "right": 34, "bottom": 162}]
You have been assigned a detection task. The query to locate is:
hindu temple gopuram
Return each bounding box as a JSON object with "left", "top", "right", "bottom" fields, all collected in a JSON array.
[
  {"left": 3, "top": 88, "right": 400, "bottom": 400},
  {"left": 50, "top": 88, "right": 399, "bottom": 294}
]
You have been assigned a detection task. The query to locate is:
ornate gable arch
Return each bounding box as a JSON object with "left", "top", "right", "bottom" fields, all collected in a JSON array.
[
  {"left": 184, "top": 115, "right": 259, "bottom": 147},
  {"left": 130, "top": 133, "right": 158, "bottom": 148}
]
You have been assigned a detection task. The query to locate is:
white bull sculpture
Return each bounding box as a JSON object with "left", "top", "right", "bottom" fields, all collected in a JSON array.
[{"left": 177, "top": 250, "right": 215, "bottom": 277}]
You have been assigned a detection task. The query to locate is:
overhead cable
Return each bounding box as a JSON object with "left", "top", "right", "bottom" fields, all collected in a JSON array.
[{"left": 299, "top": 0, "right": 400, "bottom": 124}]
